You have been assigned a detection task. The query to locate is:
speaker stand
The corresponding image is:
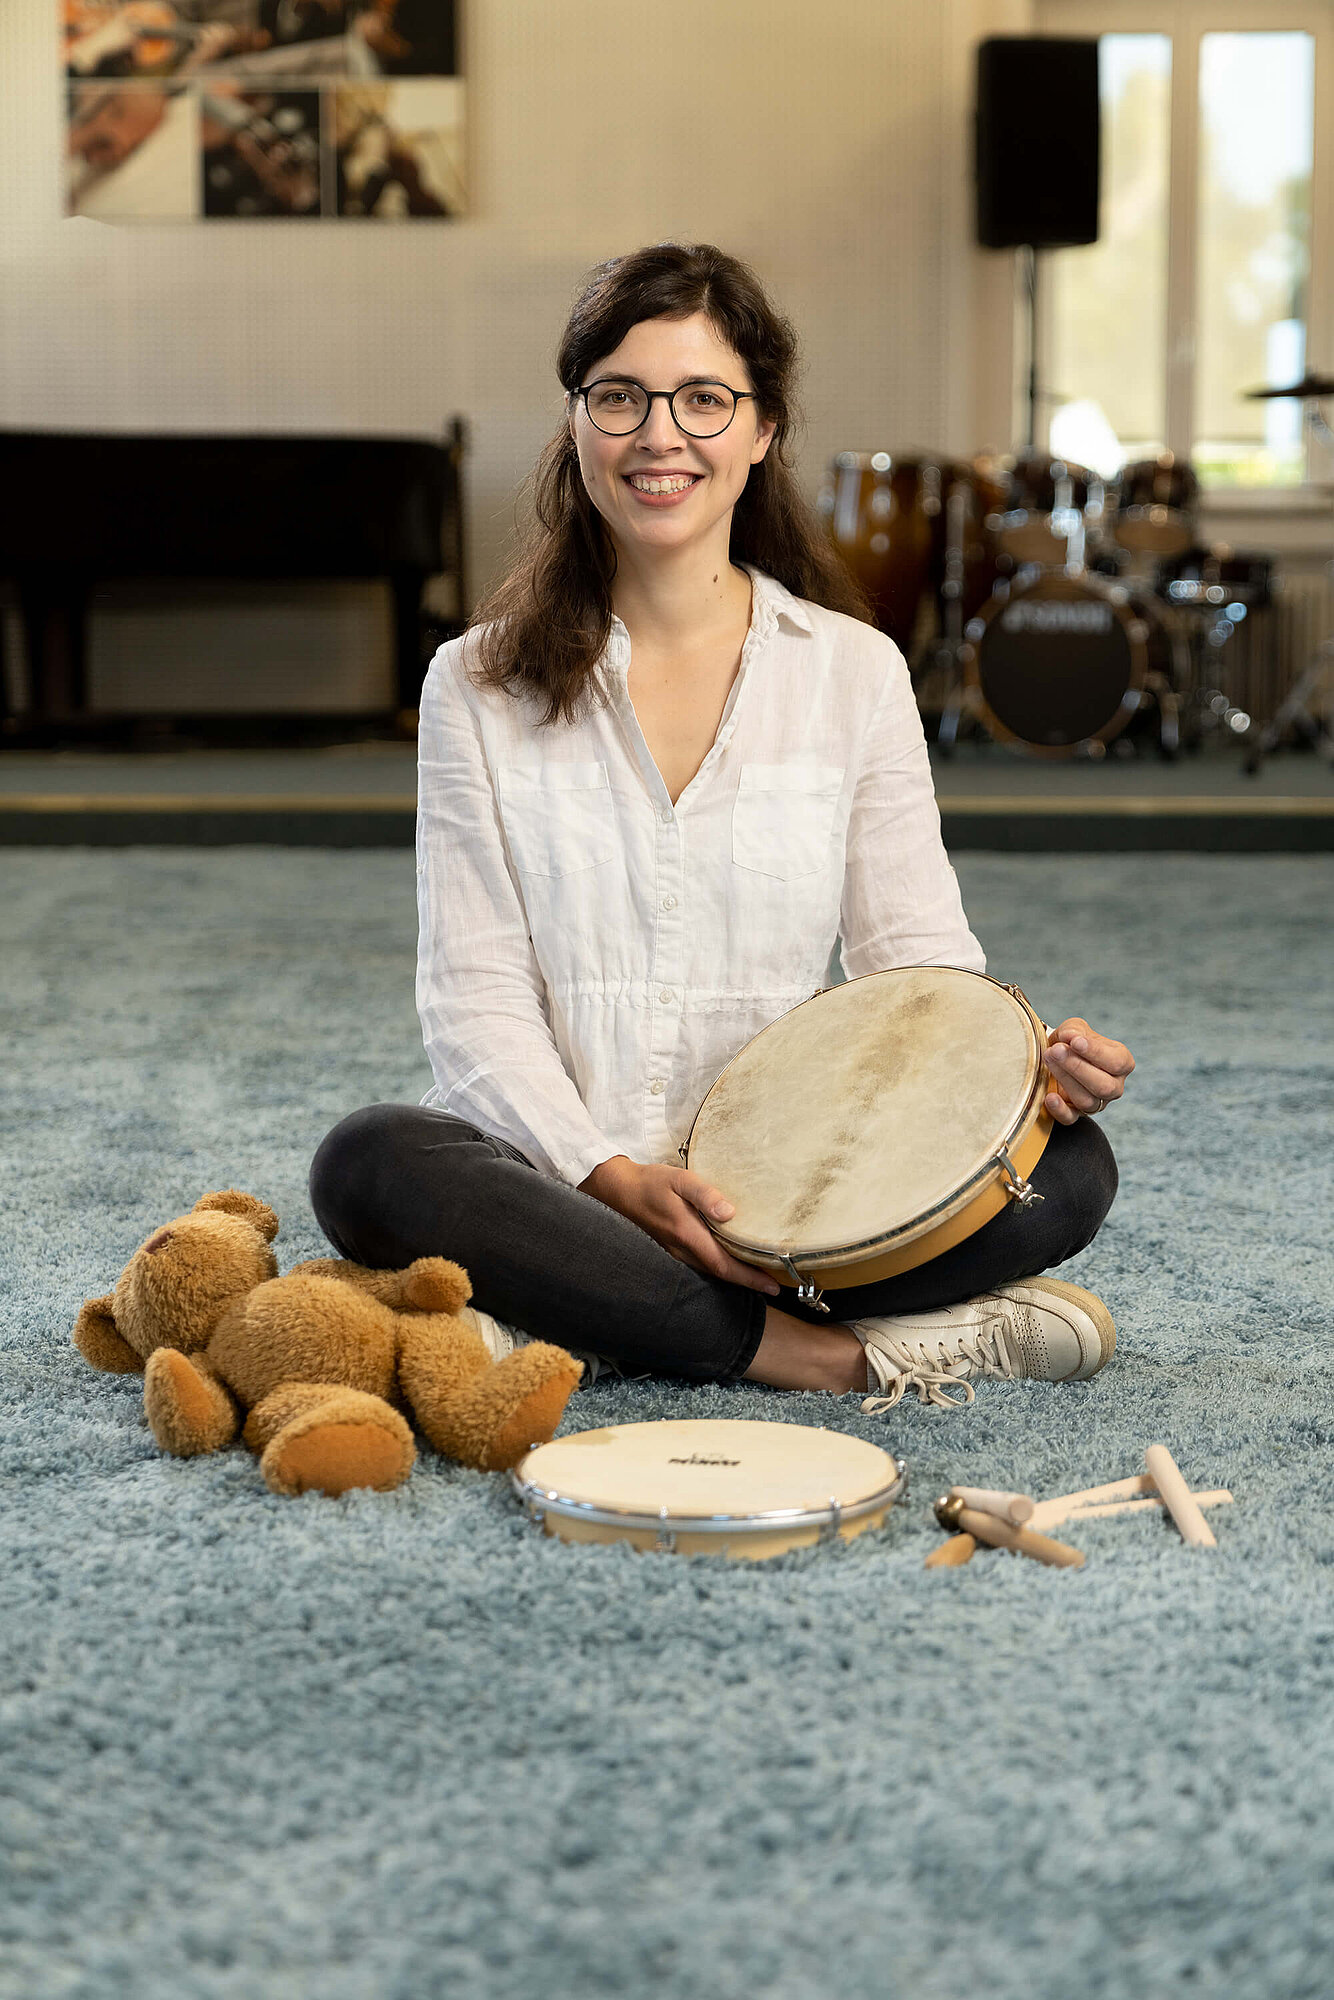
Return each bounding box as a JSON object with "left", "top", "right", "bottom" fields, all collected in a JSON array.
[{"left": 1022, "top": 244, "right": 1041, "bottom": 451}]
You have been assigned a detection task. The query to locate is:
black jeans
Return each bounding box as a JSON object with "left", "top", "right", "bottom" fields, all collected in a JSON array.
[{"left": 308, "top": 1104, "right": 1118, "bottom": 1386}]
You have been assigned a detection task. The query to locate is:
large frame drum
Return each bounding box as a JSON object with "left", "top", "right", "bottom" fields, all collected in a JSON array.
[
  {"left": 681, "top": 968, "right": 1053, "bottom": 1311},
  {"left": 512, "top": 1420, "right": 909, "bottom": 1561}
]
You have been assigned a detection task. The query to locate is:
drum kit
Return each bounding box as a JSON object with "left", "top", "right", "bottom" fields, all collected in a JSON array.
[{"left": 818, "top": 443, "right": 1270, "bottom": 759}]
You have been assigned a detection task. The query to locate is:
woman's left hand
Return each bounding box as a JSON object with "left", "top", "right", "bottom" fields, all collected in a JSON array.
[{"left": 1043, "top": 1018, "right": 1134, "bottom": 1125}]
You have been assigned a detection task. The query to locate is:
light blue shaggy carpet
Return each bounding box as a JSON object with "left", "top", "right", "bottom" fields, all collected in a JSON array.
[{"left": 3, "top": 849, "right": 1332, "bottom": 2000}]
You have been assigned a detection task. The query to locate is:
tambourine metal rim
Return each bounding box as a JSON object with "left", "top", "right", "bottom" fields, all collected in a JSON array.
[
  {"left": 680, "top": 969, "right": 1048, "bottom": 1276},
  {"left": 510, "top": 1455, "right": 909, "bottom": 1538}
]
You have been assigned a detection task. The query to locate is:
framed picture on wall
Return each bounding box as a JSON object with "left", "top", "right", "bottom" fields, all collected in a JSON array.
[{"left": 61, "top": 1, "right": 464, "bottom": 219}]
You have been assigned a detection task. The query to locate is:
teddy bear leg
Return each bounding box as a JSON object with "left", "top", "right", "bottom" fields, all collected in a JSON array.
[
  {"left": 143, "top": 1350, "right": 241, "bottom": 1457},
  {"left": 397, "top": 1318, "right": 583, "bottom": 1474},
  {"left": 246, "top": 1383, "right": 415, "bottom": 1498}
]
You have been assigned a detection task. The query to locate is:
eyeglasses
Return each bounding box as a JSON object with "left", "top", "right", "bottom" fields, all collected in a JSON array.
[{"left": 573, "top": 377, "right": 757, "bottom": 438}]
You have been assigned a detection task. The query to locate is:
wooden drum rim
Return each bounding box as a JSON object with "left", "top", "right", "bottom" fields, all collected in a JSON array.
[{"left": 682, "top": 968, "right": 1052, "bottom": 1280}]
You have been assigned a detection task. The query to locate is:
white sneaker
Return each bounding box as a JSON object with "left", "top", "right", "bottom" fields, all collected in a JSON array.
[
  {"left": 851, "top": 1278, "right": 1116, "bottom": 1416},
  {"left": 458, "top": 1304, "right": 607, "bottom": 1386}
]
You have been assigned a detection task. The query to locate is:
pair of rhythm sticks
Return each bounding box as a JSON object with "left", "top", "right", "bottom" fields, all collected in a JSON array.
[{"left": 925, "top": 1443, "right": 1233, "bottom": 1570}]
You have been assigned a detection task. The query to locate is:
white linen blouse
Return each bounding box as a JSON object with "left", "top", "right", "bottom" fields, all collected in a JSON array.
[{"left": 415, "top": 564, "right": 986, "bottom": 1189}]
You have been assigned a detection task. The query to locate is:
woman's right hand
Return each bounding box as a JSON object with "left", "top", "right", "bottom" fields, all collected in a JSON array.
[{"left": 579, "top": 1156, "right": 781, "bottom": 1297}]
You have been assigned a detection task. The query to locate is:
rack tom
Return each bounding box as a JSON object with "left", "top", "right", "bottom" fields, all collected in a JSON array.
[
  {"left": 1112, "top": 454, "right": 1199, "bottom": 557},
  {"left": 985, "top": 451, "right": 1093, "bottom": 567}
]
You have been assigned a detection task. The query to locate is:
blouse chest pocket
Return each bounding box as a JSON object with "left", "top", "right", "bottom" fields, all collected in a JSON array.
[
  {"left": 732, "top": 763, "right": 845, "bottom": 880},
  {"left": 496, "top": 760, "right": 617, "bottom": 878}
]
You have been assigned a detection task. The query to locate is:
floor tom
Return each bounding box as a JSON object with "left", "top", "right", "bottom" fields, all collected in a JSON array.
[{"left": 817, "top": 451, "right": 947, "bottom": 652}]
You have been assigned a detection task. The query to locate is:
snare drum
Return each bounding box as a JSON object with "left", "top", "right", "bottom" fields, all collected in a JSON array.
[
  {"left": 681, "top": 968, "right": 1053, "bottom": 1310},
  {"left": 512, "top": 1419, "right": 908, "bottom": 1560}
]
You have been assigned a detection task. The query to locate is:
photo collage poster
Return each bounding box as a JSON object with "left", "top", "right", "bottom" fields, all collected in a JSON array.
[{"left": 63, "top": 2, "right": 464, "bottom": 220}]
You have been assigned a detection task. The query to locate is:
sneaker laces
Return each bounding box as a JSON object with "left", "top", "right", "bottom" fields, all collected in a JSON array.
[{"left": 857, "top": 1318, "right": 1016, "bottom": 1416}]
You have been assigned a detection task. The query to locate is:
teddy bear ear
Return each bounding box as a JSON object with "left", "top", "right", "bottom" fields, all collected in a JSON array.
[
  {"left": 73, "top": 1296, "right": 144, "bottom": 1374},
  {"left": 192, "top": 1190, "right": 279, "bottom": 1241}
]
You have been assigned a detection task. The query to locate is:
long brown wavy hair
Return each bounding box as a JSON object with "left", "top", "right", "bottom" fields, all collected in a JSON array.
[{"left": 465, "top": 241, "right": 873, "bottom": 727}]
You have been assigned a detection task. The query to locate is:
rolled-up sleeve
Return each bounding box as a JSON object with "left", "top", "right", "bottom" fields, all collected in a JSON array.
[
  {"left": 838, "top": 636, "right": 986, "bottom": 978},
  {"left": 415, "top": 641, "right": 622, "bottom": 1187}
]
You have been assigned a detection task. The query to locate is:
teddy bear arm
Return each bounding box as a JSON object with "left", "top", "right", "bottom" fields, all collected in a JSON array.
[
  {"left": 284, "top": 1256, "right": 398, "bottom": 1299},
  {"left": 288, "top": 1256, "right": 471, "bottom": 1317},
  {"left": 73, "top": 1296, "right": 144, "bottom": 1374}
]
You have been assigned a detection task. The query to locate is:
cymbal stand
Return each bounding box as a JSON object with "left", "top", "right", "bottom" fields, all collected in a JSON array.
[{"left": 1243, "top": 396, "right": 1334, "bottom": 774}]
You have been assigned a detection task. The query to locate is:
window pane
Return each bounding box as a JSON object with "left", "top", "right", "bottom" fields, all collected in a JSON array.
[
  {"left": 1047, "top": 36, "right": 1171, "bottom": 477},
  {"left": 1195, "top": 32, "right": 1314, "bottom": 487}
]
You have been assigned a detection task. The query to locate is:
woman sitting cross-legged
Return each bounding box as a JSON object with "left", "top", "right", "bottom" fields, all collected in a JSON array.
[{"left": 310, "top": 241, "right": 1134, "bottom": 1414}]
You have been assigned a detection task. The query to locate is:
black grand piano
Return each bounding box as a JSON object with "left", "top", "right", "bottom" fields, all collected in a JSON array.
[{"left": 0, "top": 420, "right": 466, "bottom": 731}]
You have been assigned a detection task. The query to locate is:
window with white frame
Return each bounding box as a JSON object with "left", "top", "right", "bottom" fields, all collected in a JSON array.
[{"left": 1037, "top": 1, "right": 1328, "bottom": 491}]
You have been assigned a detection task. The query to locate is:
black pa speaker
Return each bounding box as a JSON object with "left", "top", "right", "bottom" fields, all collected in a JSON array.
[{"left": 975, "top": 37, "right": 1100, "bottom": 249}]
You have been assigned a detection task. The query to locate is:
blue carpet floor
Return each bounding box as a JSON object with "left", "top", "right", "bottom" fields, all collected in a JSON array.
[{"left": 3, "top": 850, "right": 1333, "bottom": 2000}]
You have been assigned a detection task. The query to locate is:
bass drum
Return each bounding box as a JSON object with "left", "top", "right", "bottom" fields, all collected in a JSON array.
[
  {"left": 817, "top": 451, "right": 948, "bottom": 652},
  {"left": 962, "top": 571, "right": 1152, "bottom": 755}
]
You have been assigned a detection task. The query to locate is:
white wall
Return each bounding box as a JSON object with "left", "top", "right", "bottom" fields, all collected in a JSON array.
[{"left": 0, "top": 0, "right": 1028, "bottom": 706}]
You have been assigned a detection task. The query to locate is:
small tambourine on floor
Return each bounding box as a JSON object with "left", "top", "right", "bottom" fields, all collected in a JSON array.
[{"left": 511, "top": 1418, "right": 908, "bottom": 1561}]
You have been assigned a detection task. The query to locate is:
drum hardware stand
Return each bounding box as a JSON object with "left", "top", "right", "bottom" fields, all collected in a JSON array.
[
  {"left": 1238, "top": 380, "right": 1334, "bottom": 772},
  {"left": 1242, "top": 630, "right": 1334, "bottom": 772},
  {"left": 931, "top": 476, "right": 980, "bottom": 754}
]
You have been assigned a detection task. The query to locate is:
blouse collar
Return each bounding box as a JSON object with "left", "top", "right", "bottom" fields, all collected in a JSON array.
[{"left": 605, "top": 566, "right": 814, "bottom": 674}]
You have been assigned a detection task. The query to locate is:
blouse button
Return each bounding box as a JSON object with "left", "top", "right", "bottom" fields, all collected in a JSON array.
[
  {"left": 661, "top": 895, "right": 677, "bottom": 910},
  {"left": 658, "top": 989, "right": 673, "bottom": 1004},
  {"left": 659, "top": 808, "right": 673, "bottom": 824},
  {"left": 649, "top": 1077, "right": 666, "bottom": 1095}
]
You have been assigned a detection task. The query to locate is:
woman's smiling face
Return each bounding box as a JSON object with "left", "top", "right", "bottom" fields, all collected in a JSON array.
[{"left": 567, "top": 312, "right": 776, "bottom": 562}]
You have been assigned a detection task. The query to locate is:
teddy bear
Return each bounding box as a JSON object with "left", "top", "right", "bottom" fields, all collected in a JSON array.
[{"left": 72, "top": 1188, "right": 583, "bottom": 1496}]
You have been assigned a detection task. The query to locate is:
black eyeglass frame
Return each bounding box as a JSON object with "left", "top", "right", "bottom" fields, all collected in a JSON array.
[{"left": 571, "top": 377, "right": 758, "bottom": 438}]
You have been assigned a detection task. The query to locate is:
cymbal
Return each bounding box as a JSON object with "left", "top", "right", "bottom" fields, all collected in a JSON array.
[{"left": 1244, "top": 372, "right": 1334, "bottom": 400}]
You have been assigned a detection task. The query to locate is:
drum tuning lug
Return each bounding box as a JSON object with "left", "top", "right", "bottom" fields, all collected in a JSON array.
[
  {"left": 994, "top": 1143, "right": 1044, "bottom": 1207},
  {"left": 655, "top": 1504, "right": 677, "bottom": 1555},
  {"left": 778, "top": 1253, "right": 829, "bottom": 1312},
  {"left": 821, "top": 1497, "right": 844, "bottom": 1545}
]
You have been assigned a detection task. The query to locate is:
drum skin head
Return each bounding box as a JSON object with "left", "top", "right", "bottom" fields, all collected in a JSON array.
[
  {"left": 689, "top": 968, "right": 1040, "bottom": 1257},
  {"left": 517, "top": 1419, "right": 899, "bottom": 1521}
]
